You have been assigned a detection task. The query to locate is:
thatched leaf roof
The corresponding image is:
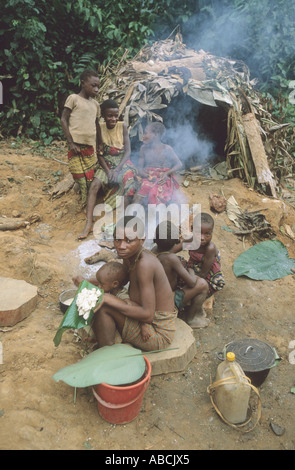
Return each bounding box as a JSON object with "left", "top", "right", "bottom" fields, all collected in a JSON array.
[{"left": 97, "top": 36, "right": 293, "bottom": 197}]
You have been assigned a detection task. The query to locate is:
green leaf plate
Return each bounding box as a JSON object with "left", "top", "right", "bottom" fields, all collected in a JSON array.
[{"left": 53, "top": 280, "right": 103, "bottom": 347}]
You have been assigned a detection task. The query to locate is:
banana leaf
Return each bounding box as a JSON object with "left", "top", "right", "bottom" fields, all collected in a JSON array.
[
  {"left": 52, "top": 343, "right": 146, "bottom": 387},
  {"left": 233, "top": 240, "right": 295, "bottom": 280},
  {"left": 53, "top": 280, "right": 103, "bottom": 347}
]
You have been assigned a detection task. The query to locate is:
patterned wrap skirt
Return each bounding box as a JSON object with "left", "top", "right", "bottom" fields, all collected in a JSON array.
[
  {"left": 188, "top": 250, "right": 225, "bottom": 295},
  {"left": 136, "top": 167, "right": 180, "bottom": 205},
  {"left": 94, "top": 145, "right": 138, "bottom": 209},
  {"left": 68, "top": 144, "right": 97, "bottom": 205},
  {"left": 120, "top": 309, "right": 178, "bottom": 351}
]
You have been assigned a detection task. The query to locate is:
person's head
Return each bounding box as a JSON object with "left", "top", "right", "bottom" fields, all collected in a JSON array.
[
  {"left": 80, "top": 69, "right": 100, "bottom": 99},
  {"left": 96, "top": 261, "right": 129, "bottom": 293},
  {"left": 154, "top": 220, "right": 179, "bottom": 251},
  {"left": 113, "top": 216, "right": 145, "bottom": 260},
  {"left": 101, "top": 99, "right": 119, "bottom": 129},
  {"left": 143, "top": 122, "right": 166, "bottom": 144},
  {"left": 192, "top": 212, "right": 214, "bottom": 247}
]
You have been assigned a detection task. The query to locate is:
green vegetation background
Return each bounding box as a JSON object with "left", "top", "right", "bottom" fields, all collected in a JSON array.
[{"left": 1, "top": 0, "right": 294, "bottom": 155}]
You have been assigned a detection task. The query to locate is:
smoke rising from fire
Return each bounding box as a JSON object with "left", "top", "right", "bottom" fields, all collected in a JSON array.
[{"left": 164, "top": 122, "right": 215, "bottom": 168}]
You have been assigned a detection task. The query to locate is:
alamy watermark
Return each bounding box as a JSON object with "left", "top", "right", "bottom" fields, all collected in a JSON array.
[
  {"left": 289, "top": 340, "right": 295, "bottom": 365},
  {"left": 288, "top": 80, "right": 295, "bottom": 105},
  {"left": 92, "top": 197, "right": 202, "bottom": 249},
  {"left": 0, "top": 81, "right": 3, "bottom": 105}
]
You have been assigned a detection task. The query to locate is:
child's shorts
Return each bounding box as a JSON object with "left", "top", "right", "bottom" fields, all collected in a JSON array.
[{"left": 174, "top": 288, "right": 185, "bottom": 312}]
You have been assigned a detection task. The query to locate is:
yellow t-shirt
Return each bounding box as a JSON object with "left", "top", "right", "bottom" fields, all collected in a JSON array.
[
  {"left": 64, "top": 94, "right": 100, "bottom": 147},
  {"left": 100, "top": 121, "right": 124, "bottom": 149}
]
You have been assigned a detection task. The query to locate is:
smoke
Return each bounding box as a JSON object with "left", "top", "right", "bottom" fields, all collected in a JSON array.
[
  {"left": 132, "top": 112, "right": 217, "bottom": 170},
  {"left": 159, "top": 94, "right": 218, "bottom": 168},
  {"left": 180, "top": 1, "right": 293, "bottom": 82},
  {"left": 164, "top": 122, "right": 215, "bottom": 167},
  {"left": 183, "top": 5, "right": 249, "bottom": 61}
]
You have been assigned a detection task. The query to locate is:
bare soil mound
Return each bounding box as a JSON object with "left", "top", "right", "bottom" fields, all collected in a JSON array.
[{"left": 0, "top": 140, "right": 294, "bottom": 450}]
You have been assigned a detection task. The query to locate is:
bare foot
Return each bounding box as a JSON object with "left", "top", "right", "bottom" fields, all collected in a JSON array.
[
  {"left": 84, "top": 248, "right": 117, "bottom": 264},
  {"left": 186, "top": 311, "right": 210, "bottom": 329},
  {"left": 78, "top": 223, "right": 93, "bottom": 240}
]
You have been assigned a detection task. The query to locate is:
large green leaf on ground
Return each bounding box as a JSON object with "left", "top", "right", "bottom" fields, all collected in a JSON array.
[
  {"left": 233, "top": 240, "right": 295, "bottom": 280},
  {"left": 52, "top": 343, "right": 146, "bottom": 387},
  {"left": 53, "top": 280, "right": 103, "bottom": 347}
]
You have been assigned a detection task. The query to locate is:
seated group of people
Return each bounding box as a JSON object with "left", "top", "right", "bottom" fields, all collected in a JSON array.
[
  {"left": 72, "top": 99, "right": 183, "bottom": 240},
  {"left": 62, "top": 74, "right": 224, "bottom": 352},
  {"left": 73, "top": 213, "right": 225, "bottom": 352}
]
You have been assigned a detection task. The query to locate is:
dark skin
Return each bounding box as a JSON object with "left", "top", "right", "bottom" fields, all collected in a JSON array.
[
  {"left": 72, "top": 265, "right": 125, "bottom": 295},
  {"left": 173, "top": 221, "right": 218, "bottom": 280},
  {"left": 60, "top": 75, "right": 103, "bottom": 156},
  {"left": 78, "top": 107, "right": 131, "bottom": 240},
  {"left": 133, "top": 125, "right": 182, "bottom": 203},
  {"left": 98, "top": 108, "right": 131, "bottom": 183},
  {"left": 91, "top": 226, "right": 175, "bottom": 347},
  {"left": 155, "top": 245, "right": 209, "bottom": 328},
  {"left": 191, "top": 222, "right": 218, "bottom": 279}
]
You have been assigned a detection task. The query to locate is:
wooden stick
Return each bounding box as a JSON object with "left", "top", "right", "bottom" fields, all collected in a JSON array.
[{"left": 233, "top": 227, "right": 271, "bottom": 235}]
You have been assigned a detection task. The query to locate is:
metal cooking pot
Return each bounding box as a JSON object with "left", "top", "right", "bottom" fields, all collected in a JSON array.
[
  {"left": 217, "top": 338, "right": 278, "bottom": 387},
  {"left": 59, "top": 288, "right": 77, "bottom": 314}
]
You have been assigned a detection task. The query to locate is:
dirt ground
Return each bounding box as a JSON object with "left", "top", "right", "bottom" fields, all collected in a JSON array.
[{"left": 0, "top": 139, "right": 295, "bottom": 451}]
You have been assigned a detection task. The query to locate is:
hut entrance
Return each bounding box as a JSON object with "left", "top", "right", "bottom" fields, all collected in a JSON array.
[
  {"left": 159, "top": 94, "right": 228, "bottom": 168},
  {"left": 130, "top": 94, "right": 228, "bottom": 170}
]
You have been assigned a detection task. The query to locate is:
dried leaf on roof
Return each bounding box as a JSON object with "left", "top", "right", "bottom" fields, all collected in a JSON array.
[{"left": 96, "top": 36, "right": 293, "bottom": 198}]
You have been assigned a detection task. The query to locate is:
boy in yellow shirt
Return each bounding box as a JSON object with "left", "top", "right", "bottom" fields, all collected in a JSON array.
[{"left": 60, "top": 69, "right": 103, "bottom": 206}]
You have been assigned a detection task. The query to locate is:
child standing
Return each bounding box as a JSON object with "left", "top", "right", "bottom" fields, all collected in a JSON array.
[
  {"left": 60, "top": 69, "right": 103, "bottom": 207},
  {"left": 133, "top": 122, "right": 183, "bottom": 206},
  {"left": 78, "top": 99, "right": 137, "bottom": 240}
]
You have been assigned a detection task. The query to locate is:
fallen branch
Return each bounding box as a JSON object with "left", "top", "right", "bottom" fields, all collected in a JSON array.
[
  {"left": 0, "top": 217, "right": 29, "bottom": 231},
  {"left": 0, "top": 213, "right": 41, "bottom": 231},
  {"left": 233, "top": 227, "right": 272, "bottom": 236},
  {"left": 48, "top": 155, "right": 68, "bottom": 165}
]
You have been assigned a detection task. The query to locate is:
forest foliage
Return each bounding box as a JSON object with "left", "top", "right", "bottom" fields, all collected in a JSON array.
[{"left": 0, "top": 0, "right": 294, "bottom": 149}]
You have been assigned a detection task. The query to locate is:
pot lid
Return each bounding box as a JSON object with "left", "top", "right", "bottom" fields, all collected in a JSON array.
[{"left": 225, "top": 338, "right": 276, "bottom": 372}]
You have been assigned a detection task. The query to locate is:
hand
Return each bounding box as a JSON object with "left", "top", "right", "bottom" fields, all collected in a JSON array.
[
  {"left": 94, "top": 296, "right": 104, "bottom": 313},
  {"left": 108, "top": 169, "right": 119, "bottom": 183},
  {"left": 158, "top": 172, "right": 169, "bottom": 184},
  {"left": 94, "top": 293, "right": 113, "bottom": 313},
  {"left": 69, "top": 142, "right": 81, "bottom": 155},
  {"left": 72, "top": 275, "right": 84, "bottom": 287},
  {"left": 138, "top": 169, "right": 149, "bottom": 179},
  {"left": 97, "top": 144, "right": 104, "bottom": 156},
  {"left": 107, "top": 170, "right": 117, "bottom": 183},
  {"left": 141, "top": 325, "right": 151, "bottom": 342},
  {"left": 142, "top": 332, "right": 151, "bottom": 342}
]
